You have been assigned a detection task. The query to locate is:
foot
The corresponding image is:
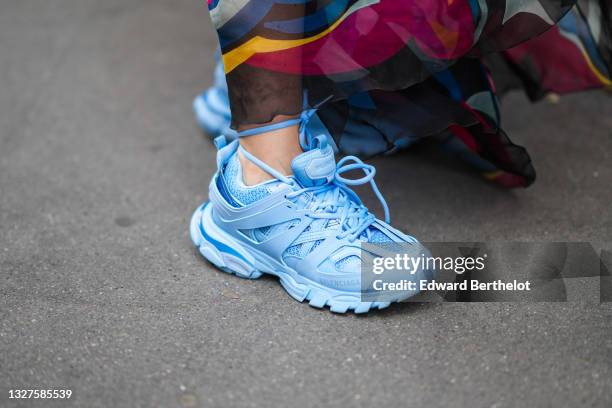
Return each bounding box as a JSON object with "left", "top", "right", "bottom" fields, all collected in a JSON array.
[{"left": 190, "top": 135, "right": 432, "bottom": 313}]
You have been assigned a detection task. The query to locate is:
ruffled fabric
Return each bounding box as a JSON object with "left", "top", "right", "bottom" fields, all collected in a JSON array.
[{"left": 206, "top": 0, "right": 611, "bottom": 187}]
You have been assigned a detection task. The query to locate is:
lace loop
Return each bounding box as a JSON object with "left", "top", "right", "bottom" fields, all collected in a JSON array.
[
  {"left": 236, "top": 90, "right": 332, "bottom": 151},
  {"left": 284, "top": 155, "right": 390, "bottom": 241},
  {"left": 236, "top": 97, "right": 390, "bottom": 243},
  {"left": 298, "top": 107, "right": 317, "bottom": 150},
  {"left": 335, "top": 156, "right": 390, "bottom": 224}
]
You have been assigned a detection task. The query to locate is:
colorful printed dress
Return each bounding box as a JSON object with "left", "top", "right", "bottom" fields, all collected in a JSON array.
[{"left": 205, "top": 0, "right": 612, "bottom": 187}]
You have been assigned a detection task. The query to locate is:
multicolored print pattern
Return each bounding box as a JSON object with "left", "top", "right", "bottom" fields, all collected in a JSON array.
[{"left": 204, "top": 1, "right": 611, "bottom": 188}]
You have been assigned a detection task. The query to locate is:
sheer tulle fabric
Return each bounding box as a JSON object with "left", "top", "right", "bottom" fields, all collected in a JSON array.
[{"left": 207, "top": 0, "right": 611, "bottom": 187}]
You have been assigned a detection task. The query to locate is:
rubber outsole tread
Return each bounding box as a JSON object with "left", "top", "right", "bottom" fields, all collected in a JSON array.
[{"left": 191, "top": 203, "right": 421, "bottom": 314}]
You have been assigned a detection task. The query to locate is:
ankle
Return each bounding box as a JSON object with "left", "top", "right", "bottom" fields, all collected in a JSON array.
[
  {"left": 237, "top": 117, "right": 303, "bottom": 186},
  {"left": 239, "top": 151, "right": 290, "bottom": 185}
]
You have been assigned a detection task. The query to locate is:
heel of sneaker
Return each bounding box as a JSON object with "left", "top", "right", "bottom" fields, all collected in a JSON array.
[{"left": 190, "top": 204, "right": 262, "bottom": 280}]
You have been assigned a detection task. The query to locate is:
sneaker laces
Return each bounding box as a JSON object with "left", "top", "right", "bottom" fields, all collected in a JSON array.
[
  {"left": 296, "top": 156, "right": 390, "bottom": 242},
  {"left": 239, "top": 146, "right": 390, "bottom": 243},
  {"left": 235, "top": 94, "right": 388, "bottom": 243},
  {"left": 237, "top": 95, "right": 329, "bottom": 151}
]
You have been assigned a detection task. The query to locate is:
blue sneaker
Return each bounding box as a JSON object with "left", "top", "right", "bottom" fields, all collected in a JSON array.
[
  {"left": 193, "top": 61, "right": 236, "bottom": 138},
  {"left": 190, "top": 131, "right": 430, "bottom": 313}
]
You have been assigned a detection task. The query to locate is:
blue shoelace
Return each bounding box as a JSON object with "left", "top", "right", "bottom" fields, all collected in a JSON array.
[
  {"left": 235, "top": 93, "right": 389, "bottom": 243},
  {"left": 239, "top": 146, "right": 390, "bottom": 243}
]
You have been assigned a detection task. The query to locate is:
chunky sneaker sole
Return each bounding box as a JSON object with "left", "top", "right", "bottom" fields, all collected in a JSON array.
[{"left": 190, "top": 202, "right": 427, "bottom": 314}]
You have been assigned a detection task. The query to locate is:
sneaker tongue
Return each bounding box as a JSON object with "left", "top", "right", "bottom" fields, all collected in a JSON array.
[{"left": 291, "top": 143, "right": 336, "bottom": 187}]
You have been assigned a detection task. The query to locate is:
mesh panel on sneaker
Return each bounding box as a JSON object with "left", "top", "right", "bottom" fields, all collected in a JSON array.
[
  {"left": 222, "top": 153, "right": 281, "bottom": 205},
  {"left": 257, "top": 225, "right": 272, "bottom": 237},
  {"left": 240, "top": 219, "right": 300, "bottom": 243},
  {"left": 335, "top": 255, "right": 361, "bottom": 273},
  {"left": 282, "top": 218, "right": 331, "bottom": 262},
  {"left": 309, "top": 239, "right": 323, "bottom": 253},
  {"left": 369, "top": 229, "right": 392, "bottom": 243},
  {"left": 285, "top": 243, "right": 306, "bottom": 258},
  {"left": 260, "top": 219, "right": 300, "bottom": 242},
  {"left": 283, "top": 239, "right": 324, "bottom": 262}
]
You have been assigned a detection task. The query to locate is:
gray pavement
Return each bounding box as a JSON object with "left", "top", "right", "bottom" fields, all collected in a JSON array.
[{"left": 1, "top": 1, "right": 611, "bottom": 407}]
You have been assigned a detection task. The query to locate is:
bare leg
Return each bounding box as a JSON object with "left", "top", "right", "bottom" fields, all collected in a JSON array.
[
  {"left": 238, "top": 119, "right": 302, "bottom": 185},
  {"left": 229, "top": 2, "right": 304, "bottom": 186}
]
